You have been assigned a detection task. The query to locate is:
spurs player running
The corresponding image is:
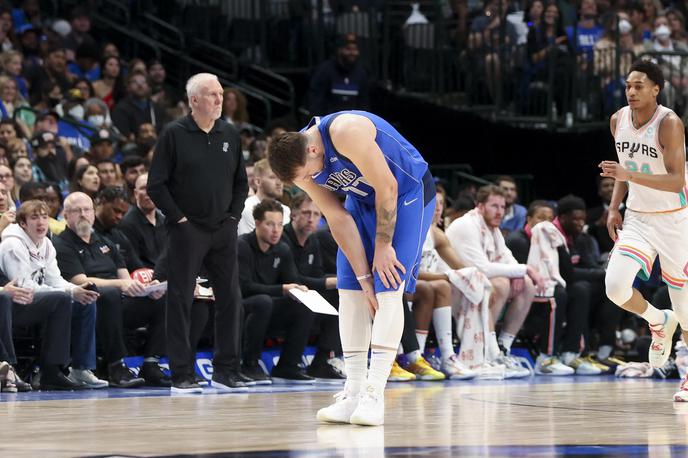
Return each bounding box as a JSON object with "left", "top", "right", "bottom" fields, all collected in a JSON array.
[
  {"left": 600, "top": 60, "right": 688, "bottom": 401},
  {"left": 267, "top": 111, "right": 435, "bottom": 425}
]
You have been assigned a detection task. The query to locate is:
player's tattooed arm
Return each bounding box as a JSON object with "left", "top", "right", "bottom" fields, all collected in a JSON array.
[{"left": 375, "top": 202, "right": 397, "bottom": 244}]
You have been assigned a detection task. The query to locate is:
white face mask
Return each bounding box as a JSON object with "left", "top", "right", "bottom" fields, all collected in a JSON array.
[
  {"left": 68, "top": 104, "right": 84, "bottom": 120},
  {"left": 618, "top": 19, "right": 632, "bottom": 34},
  {"left": 87, "top": 114, "right": 105, "bottom": 126},
  {"left": 655, "top": 24, "right": 671, "bottom": 39}
]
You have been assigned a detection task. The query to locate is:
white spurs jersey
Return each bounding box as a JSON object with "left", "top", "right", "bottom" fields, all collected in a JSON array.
[{"left": 614, "top": 104, "right": 688, "bottom": 213}]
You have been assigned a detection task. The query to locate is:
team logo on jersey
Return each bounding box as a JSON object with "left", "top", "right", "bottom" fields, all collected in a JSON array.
[
  {"left": 615, "top": 141, "right": 658, "bottom": 159},
  {"left": 223, "top": 142, "right": 229, "bottom": 152},
  {"left": 646, "top": 127, "right": 654, "bottom": 138},
  {"left": 273, "top": 258, "right": 281, "bottom": 269}
]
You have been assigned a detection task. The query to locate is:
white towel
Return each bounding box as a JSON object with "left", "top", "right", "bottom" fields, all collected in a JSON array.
[{"left": 527, "top": 221, "right": 567, "bottom": 297}]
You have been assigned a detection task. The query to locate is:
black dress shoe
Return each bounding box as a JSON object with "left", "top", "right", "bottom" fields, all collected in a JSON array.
[
  {"left": 307, "top": 362, "right": 346, "bottom": 380},
  {"left": 271, "top": 364, "right": 315, "bottom": 384},
  {"left": 140, "top": 362, "right": 172, "bottom": 387},
  {"left": 108, "top": 361, "right": 145, "bottom": 388},
  {"left": 211, "top": 371, "right": 249, "bottom": 391},
  {"left": 241, "top": 363, "right": 272, "bottom": 385},
  {"left": 171, "top": 377, "right": 203, "bottom": 394},
  {"left": 40, "top": 368, "right": 86, "bottom": 391},
  {"left": 237, "top": 371, "right": 257, "bottom": 386}
]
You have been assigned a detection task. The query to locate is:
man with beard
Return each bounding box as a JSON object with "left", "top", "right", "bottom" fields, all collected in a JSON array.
[
  {"left": 30, "top": 130, "right": 69, "bottom": 191},
  {"left": 237, "top": 158, "right": 291, "bottom": 235},
  {"left": 307, "top": 33, "right": 370, "bottom": 115},
  {"left": 54, "top": 192, "right": 168, "bottom": 388},
  {"left": 112, "top": 73, "right": 168, "bottom": 141}
]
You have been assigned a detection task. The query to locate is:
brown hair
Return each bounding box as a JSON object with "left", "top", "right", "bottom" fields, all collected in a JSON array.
[
  {"left": 290, "top": 192, "right": 312, "bottom": 212},
  {"left": 267, "top": 132, "right": 307, "bottom": 183},
  {"left": 475, "top": 184, "right": 505, "bottom": 204},
  {"left": 17, "top": 199, "right": 49, "bottom": 224},
  {"left": 253, "top": 198, "right": 284, "bottom": 222},
  {"left": 223, "top": 87, "right": 249, "bottom": 123},
  {"left": 495, "top": 175, "right": 516, "bottom": 186}
]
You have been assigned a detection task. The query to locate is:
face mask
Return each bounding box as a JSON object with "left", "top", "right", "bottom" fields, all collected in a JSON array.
[
  {"left": 618, "top": 19, "right": 632, "bottom": 34},
  {"left": 87, "top": 114, "right": 105, "bottom": 126},
  {"left": 48, "top": 96, "right": 61, "bottom": 107},
  {"left": 655, "top": 24, "right": 671, "bottom": 39},
  {"left": 68, "top": 104, "right": 84, "bottom": 120}
]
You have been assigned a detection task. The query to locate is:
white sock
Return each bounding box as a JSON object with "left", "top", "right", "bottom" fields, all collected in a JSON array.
[
  {"left": 641, "top": 302, "right": 666, "bottom": 326},
  {"left": 415, "top": 330, "right": 428, "bottom": 353},
  {"left": 343, "top": 351, "right": 368, "bottom": 394},
  {"left": 406, "top": 349, "right": 421, "bottom": 363},
  {"left": 367, "top": 348, "right": 396, "bottom": 392},
  {"left": 433, "top": 306, "right": 454, "bottom": 361},
  {"left": 498, "top": 332, "right": 516, "bottom": 354},
  {"left": 486, "top": 331, "right": 501, "bottom": 361},
  {"left": 397, "top": 345, "right": 404, "bottom": 355},
  {"left": 597, "top": 345, "right": 613, "bottom": 360}
]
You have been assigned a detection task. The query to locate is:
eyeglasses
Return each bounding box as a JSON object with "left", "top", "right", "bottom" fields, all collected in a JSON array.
[
  {"left": 0, "top": 174, "right": 11, "bottom": 179},
  {"left": 66, "top": 207, "right": 94, "bottom": 215}
]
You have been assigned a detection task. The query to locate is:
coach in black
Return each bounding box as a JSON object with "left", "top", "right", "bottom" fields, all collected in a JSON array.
[{"left": 147, "top": 73, "right": 249, "bottom": 393}]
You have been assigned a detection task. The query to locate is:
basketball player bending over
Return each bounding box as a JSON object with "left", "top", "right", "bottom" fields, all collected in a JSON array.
[
  {"left": 600, "top": 59, "right": 688, "bottom": 401},
  {"left": 267, "top": 111, "right": 435, "bottom": 426}
]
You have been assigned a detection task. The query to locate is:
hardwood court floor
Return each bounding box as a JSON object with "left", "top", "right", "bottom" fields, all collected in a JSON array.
[{"left": 1, "top": 376, "right": 688, "bottom": 457}]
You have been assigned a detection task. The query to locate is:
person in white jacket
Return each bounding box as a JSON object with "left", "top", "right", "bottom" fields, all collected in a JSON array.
[
  {"left": 445, "top": 185, "right": 545, "bottom": 377},
  {"left": 0, "top": 199, "right": 106, "bottom": 388}
]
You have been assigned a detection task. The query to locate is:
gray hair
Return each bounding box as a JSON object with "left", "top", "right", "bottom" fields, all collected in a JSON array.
[{"left": 186, "top": 73, "right": 219, "bottom": 104}]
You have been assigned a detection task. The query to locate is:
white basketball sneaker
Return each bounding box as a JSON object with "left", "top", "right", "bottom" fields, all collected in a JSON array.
[
  {"left": 674, "top": 374, "right": 688, "bottom": 402},
  {"left": 441, "top": 354, "right": 477, "bottom": 380},
  {"left": 649, "top": 310, "right": 679, "bottom": 368},
  {"left": 317, "top": 389, "right": 359, "bottom": 423},
  {"left": 535, "top": 355, "right": 575, "bottom": 376},
  {"left": 495, "top": 353, "right": 531, "bottom": 379},
  {"left": 349, "top": 384, "right": 385, "bottom": 426}
]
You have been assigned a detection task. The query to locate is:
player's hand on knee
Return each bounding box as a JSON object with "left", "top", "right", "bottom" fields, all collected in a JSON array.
[
  {"left": 373, "top": 244, "right": 406, "bottom": 289},
  {"left": 606, "top": 208, "right": 623, "bottom": 241},
  {"left": 510, "top": 278, "right": 524, "bottom": 294},
  {"left": 358, "top": 277, "right": 379, "bottom": 318}
]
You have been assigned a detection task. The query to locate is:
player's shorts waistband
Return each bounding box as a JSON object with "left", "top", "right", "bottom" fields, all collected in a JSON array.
[{"left": 627, "top": 205, "right": 688, "bottom": 215}]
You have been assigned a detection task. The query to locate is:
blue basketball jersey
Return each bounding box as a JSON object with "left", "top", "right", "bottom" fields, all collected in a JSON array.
[{"left": 303, "top": 111, "right": 429, "bottom": 205}]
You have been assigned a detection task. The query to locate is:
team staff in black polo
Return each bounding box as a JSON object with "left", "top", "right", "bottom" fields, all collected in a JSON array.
[{"left": 147, "top": 72, "right": 249, "bottom": 393}]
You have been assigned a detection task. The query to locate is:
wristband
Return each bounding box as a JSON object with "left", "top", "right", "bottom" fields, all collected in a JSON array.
[{"left": 356, "top": 274, "right": 372, "bottom": 281}]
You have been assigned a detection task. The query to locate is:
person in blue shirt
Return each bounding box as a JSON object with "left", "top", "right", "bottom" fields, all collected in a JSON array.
[
  {"left": 497, "top": 175, "right": 527, "bottom": 234},
  {"left": 267, "top": 110, "right": 435, "bottom": 426},
  {"left": 565, "top": 0, "right": 603, "bottom": 61}
]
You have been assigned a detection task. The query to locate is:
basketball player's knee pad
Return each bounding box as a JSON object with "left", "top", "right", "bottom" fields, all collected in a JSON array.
[
  {"left": 605, "top": 255, "right": 639, "bottom": 306},
  {"left": 668, "top": 287, "right": 688, "bottom": 329},
  {"left": 370, "top": 284, "right": 405, "bottom": 350},
  {"left": 338, "top": 288, "right": 372, "bottom": 352}
]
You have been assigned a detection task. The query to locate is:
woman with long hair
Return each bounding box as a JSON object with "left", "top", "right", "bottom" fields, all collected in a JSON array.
[
  {"left": 93, "top": 56, "right": 125, "bottom": 108},
  {"left": 222, "top": 87, "right": 250, "bottom": 126},
  {"left": 70, "top": 163, "right": 100, "bottom": 198},
  {"left": 1, "top": 50, "right": 28, "bottom": 99}
]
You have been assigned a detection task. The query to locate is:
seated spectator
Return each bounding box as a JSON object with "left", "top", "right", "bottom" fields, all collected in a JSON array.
[
  {"left": 6, "top": 137, "right": 27, "bottom": 164},
  {"left": 85, "top": 128, "right": 118, "bottom": 164},
  {"left": 505, "top": 200, "right": 574, "bottom": 375},
  {"left": 238, "top": 159, "right": 291, "bottom": 235},
  {"left": 25, "top": 45, "right": 73, "bottom": 102},
  {"left": 93, "top": 186, "right": 143, "bottom": 271},
  {"left": 120, "top": 173, "right": 165, "bottom": 270},
  {"left": 54, "top": 192, "right": 167, "bottom": 387},
  {"left": 587, "top": 176, "right": 620, "bottom": 259},
  {"left": 30, "top": 130, "right": 69, "bottom": 190},
  {"left": 11, "top": 155, "right": 32, "bottom": 200},
  {"left": 73, "top": 77, "right": 96, "bottom": 100},
  {"left": 63, "top": 6, "right": 98, "bottom": 60},
  {"left": 553, "top": 195, "right": 623, "bottom": 372},
  {"left": 1, "top": 50, "right": 28, "bottom": 99},
  {"left": 564, "top": 0, "right": 602, "bottom": 61},
  {"left": 0, "top": 200, "right": 106, "bottom": 388},
  {"left": 56, "top": 88, "right": 92, "bottom": 154},
  {"left": 44, "top": 182, "right": 64, "bottom": 221},
  {"left": 149, "top": 60, "right": 184, "bottom": 120},
  {"left": 95, "top": 159, "right": 120, "bottom": 188},
  {"left": 496, "top": 175, "right": 527, "bottom": 235},
  {"left": 67, "top": 156, "right": 90, "bottom": 182},
  {"left": 0, "top": 119, "right": 27, "bottom": 149},
  {"left": 70, "top": 163, "right": 100, "bottom": 198},
  {"left": 414, "top": 189, "right": 476, "bottom": 379},
  {"left": 120, "top": 156, "right": 147, "bottom": 202},
  {"left": 18, "top": 182, "right": 66, "bottom": 235},
  {"left": 32, "top": 81, "right": 62, "bottom": 114},
  {"left": 129, "top": 122, "right": 157, "bottom": 160},
  {"left": 0, "top": 75, "right": 30, "bottom": 125},
  {"left": 222, "top": 87, "right": 250, "bottom": 128},
  {"left": 445, "top": 185, "right": 545, "bottom": 378},
  {"left": 69, "top": 43, "right": 100, "bottom": 82},
  {"left": 280, "top": 193, "right": 343, "bottom": 380},
  {"left": 111, "top": 72, "right": 168, "bottom": 141},
  {"left": 0, "top": 163, "right": 16, "bottom": 207},
  {"left": 307, "top": 33, "right": 370, "bottom": 115},
  {"left": 92, "top": 56, "right": 125, "bottom": 108},
  {"left": 0, "top": 179, "right": 14, "bottom": 233},
  {"left": 238, "top": 199, "right": 316, "bottom": 383},
  {"left": 666, "top": 8, "right": 688, "bottom": 46}
]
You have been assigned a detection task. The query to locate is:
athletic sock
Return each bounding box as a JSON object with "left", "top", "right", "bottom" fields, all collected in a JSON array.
[
  {"left": 415, "top": 330, "right": 428, "bottom": 353},
  {"left": 367, "top": 348, "right": 396, "bottom": 392},
  {"left": 597, "top": 345, "right": 613, "bottom": 360},
  {"left": 406, "top": 350, "right": 421, "bottom": 363},
  {"left": 641, "top": 301, "right": 667, "bottom": 326},
  {"left": 433, "top": 306, "right": 454, "bottom": 361},
  {"left": 343, "top": 350, "right": 367, "bottom": 394},
  {"left": 498, "top": 332, "right": 516, "bottom": 355}
]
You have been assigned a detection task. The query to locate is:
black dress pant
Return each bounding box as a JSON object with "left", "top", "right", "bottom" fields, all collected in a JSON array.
[
  {"left": 242, "top": 294, "right": 273, "bottom": 364},
  {"left": 166, "top": 219, "right": 242, "bottom": 380},
  {"left": 312, "top": 289, "right": 341, "bottom": 364},
  {"left": 12, "top": 291, "right": 72, "bottom": 367},
  {"left": 0, "top": 294, "right": 13, "bottom": 363},
  {"left": 267, "top": 297, "right": 316, "bottom": 370},
  {"left": 565, "top": 279, "right": 623, "bottom": 352}
]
